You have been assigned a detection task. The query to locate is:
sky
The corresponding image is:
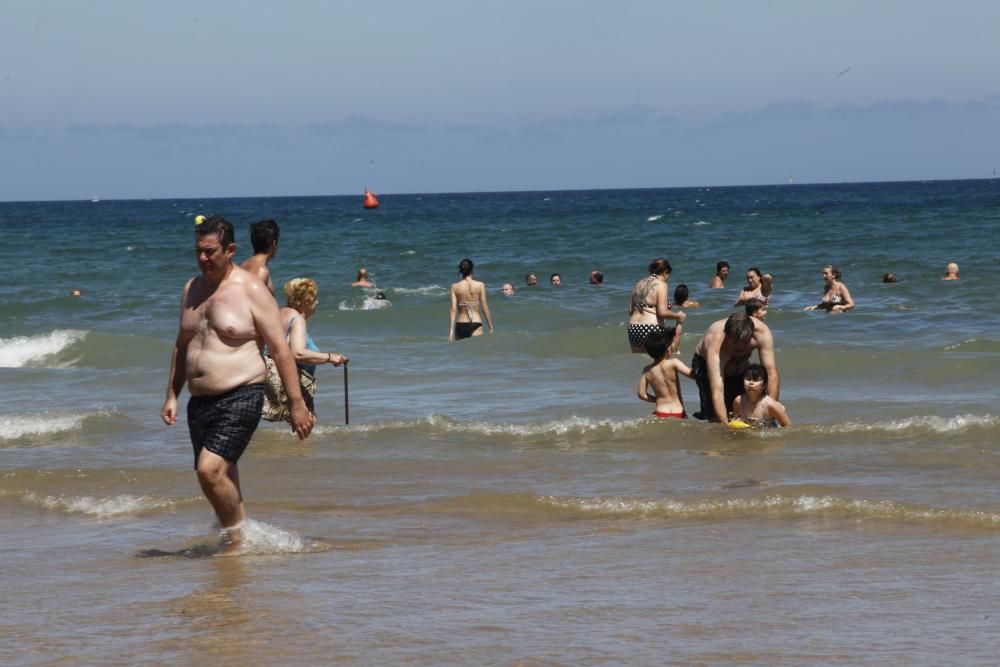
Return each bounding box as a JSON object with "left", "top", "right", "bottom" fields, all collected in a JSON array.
[{"left": 2, "top": 1, "right": 999, "bottom": 200}]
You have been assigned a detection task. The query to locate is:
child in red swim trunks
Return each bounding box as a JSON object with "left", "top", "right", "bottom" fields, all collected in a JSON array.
[{"left": 637, "top": 326, "right": 694, "bottom": 419}]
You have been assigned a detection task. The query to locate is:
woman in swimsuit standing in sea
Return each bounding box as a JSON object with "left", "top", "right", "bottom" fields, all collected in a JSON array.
[
  {"left": 628, "top": 257, "right": 686, "bottom": 354},
  {"left": 804, "top": 264, "right": 855, "bottom": 313},
  {"left": 449, "top": 258, "right": 494, "bottom": 341},
  {"left": 734, "top": 267, "right": 773, "bottom": 306}
]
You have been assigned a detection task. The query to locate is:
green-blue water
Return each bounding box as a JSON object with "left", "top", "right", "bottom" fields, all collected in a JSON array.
[{"left": 2, "top": 180, "right": 999, "bottom": 664}]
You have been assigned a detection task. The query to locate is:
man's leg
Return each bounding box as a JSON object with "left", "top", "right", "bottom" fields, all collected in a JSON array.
[{"left": 196, "top": 449, "right": 245, "bottom": 546}]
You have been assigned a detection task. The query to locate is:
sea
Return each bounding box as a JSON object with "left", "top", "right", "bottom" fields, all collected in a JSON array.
[{"left": 1, "top": 180, "right": 999, "bottom": 665}]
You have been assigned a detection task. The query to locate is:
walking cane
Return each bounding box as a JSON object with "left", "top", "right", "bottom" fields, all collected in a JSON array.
[{"left": 343, "top": 360, "right": 350, "bottom": 425}]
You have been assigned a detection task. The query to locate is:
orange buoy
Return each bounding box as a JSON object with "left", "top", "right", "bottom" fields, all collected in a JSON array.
[{"left": 363, "top": 188, "right": 379, "bottom": 209}]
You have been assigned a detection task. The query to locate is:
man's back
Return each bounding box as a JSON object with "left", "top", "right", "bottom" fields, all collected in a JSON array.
[{"left": 241, "top": 254, "right": 273, "bottom": 294}]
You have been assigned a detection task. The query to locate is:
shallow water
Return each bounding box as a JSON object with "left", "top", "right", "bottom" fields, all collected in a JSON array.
[{"left": 2, "top": 180, "right": 999, "bottom": 664}]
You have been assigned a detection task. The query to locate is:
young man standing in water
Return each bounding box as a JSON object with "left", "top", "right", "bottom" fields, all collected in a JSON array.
[
  {"left": 690, "top": 313, "right": 779, "bottom": 422},
  {"left": 708, "top": 261, "right": 730, "bottom": 288},
  {"left": 240, "top": 219, "right": 280, "bottom": 294},
  {"left": 161, "top": 215, "right": 314, "bottom": 552}
]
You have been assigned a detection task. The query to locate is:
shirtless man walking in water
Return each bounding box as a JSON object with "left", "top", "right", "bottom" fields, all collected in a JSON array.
[
  {"left": 161, "top": 215, "right": 313, "bottom": 552},
  {"left": 691, "top": 313, "right": 780, "bottom": 422}
]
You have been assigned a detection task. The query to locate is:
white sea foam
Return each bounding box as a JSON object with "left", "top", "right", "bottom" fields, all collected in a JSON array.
[
  {"left": 693, "top": 220, "right": 710, "bottom": 226},
  {"left": 25, "top": 492, "right": 174, "bottom": 517},
  {"left": 647, "top": 214, "right": 665, "bottom": 222},
  {"left": 391, "top": 285, "right": 447, "bottom": 296},
  {"left": 827, "top": 414, "right": 997, "bottom": 434},
  {"left": 0, "top": 411, "right": 105, "bottom": 441},
  {"left": 234, "top": 518, "right": 315, "bottom": 554},
  {"left": 0, "top": 329, "right": 87, "bottom": 368},
  {"left": 317, "top": 414, "right": 643, "bottom": 438},
  {"left": 401, "top": 250, "right": 416, "bottom": 255},
  {"left": 540, "top": 494, "right": 1000, "bottom": 526}
]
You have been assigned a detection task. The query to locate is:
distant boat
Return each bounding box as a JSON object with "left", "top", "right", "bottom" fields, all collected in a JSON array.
[
  {"left": 90, "top": 195, "right": 100, "bottom": 203},
  {"left": 363, "top": 188, "right": 379, "bottom": 209}
]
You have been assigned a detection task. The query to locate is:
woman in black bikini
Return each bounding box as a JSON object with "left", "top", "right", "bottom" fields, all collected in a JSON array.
[
  {"left": 804, "top": 264, "right": 855, "bottom": 313},
  {"left": 627, "top": 257, "right": 685, "bottom": 354},
  {"left": 449, "top": 258, "right": 494, "bottom": 341}
]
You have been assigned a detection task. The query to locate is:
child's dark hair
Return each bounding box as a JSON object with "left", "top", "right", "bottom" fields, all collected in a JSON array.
[
  {"left": 743, "top": 363, "right": 768, "bottom": 386},
  {"left": 644, "top": 327, "right": 677, "bottom": 360},
  {"left": 673, "top": 283, "right": 689, "bottom": 305}
]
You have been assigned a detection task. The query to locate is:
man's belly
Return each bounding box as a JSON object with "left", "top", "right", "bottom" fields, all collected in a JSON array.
[{"left": 186, "top": 345, "right": 265, "bottom": 396}]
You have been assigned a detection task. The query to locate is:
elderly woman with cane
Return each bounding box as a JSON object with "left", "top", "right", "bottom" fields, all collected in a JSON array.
[{"left": 262, "top": 277, "right": 349, "bottom": 422}]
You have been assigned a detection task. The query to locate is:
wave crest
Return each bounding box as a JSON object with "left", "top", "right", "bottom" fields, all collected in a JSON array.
[
  {"left": 818, "top": 414, "right": 997, "bottom": 434},
  {"left": 23, "top": 492, "right": 175, "bottom": 517},
  {"left": 538, "top": 494, "right": 1000, "bottom": 528},
  {"left": 0, "top": 329, "right": 87, "bottom": 368}
]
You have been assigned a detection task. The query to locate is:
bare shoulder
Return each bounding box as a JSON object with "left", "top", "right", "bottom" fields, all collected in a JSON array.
[
  {"left": 233, "top": 265, "right": 271, "bottom": 301},
  {"left": 751, "top": 316, "right": 773, "bottom": 336}
]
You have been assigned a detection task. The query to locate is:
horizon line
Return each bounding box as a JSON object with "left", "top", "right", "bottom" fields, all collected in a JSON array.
[{"left": 1, "top": 175, "right": 995, "bottom": 205}]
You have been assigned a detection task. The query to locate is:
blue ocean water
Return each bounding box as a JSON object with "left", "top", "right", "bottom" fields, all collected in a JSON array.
[{"left": 1, "top": 180, "right": 999, "bottom": 664}]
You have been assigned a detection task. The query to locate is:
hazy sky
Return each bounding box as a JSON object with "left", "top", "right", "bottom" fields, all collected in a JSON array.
[{"left": 2, "top": 1, "right": 999, "bottom": 200}]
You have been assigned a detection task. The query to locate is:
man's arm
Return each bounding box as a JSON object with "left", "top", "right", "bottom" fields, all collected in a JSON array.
[
  {"left": 161, "top": 334, "right": 188, "bottom": 425},
  {"left": 161, "top": 281, "right": 193, "bottom": 426},
  {"left": 250, "top": 282, "right": 314, "bottom": 439},
  {"left": 703, "top": 332, "right": 729, "bottom": 421},
  {"left": 707, "top": 347, "right": 728, "bottom": 422},
  {"left": 756, "top": 326, "right": 780, "bottom": 401}
]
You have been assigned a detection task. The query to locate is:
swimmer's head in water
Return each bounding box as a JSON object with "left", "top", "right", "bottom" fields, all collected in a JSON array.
[
  {"left": 746, "top": 267, "right": 762, "bottom": 287},
  {"left": 249, "top": 219, "right": 280, "bottom": 253},
  {"left": 284, "top": 277, "right": 318, "bottom": 311},
  {"left": 946, "top": 262, "right": 959, "bottom": 276},
  {"left": 822, "top": 264, "right": 842, "bottom": 281},
  {"left": 716, "top": 261, "right": 729, "bottom": 278},
  {"left": 644, "top": 329, "right": 670, "bottom": 360},
  {"left": 195, "top": 215, "right": 234, "bottom": 247},
  {"left": 724, "top": 313, "right": 755, "bottom": 344},
  {"left": 458, "top": 258, "right": 474, "bottom": 277},
  {"left": 357, "top": 267, "right": 369, "bottom": 280},
  {"left": 673, "top": 283, "right": 689, "bottom": 305},
  {"left": 525, "top": 272, "right": 537, "bottom": 286},
  {"left": 375, "top": 291, "right": 387, "bottom": 300},
  {"left": 649, "top": 257, "right": 672, "bottom": 276},
  {"left": 589, "top": 270, "right": 604, "bottom": 285},
  {"left": 501, "top": 283, "right": 515, "bottom": 296},
  {"left": 550, "top": 273, "right": 561, "bottom": 286},
  {"left": 882, "top": 273, "right": 897, "bottom": 283}
]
